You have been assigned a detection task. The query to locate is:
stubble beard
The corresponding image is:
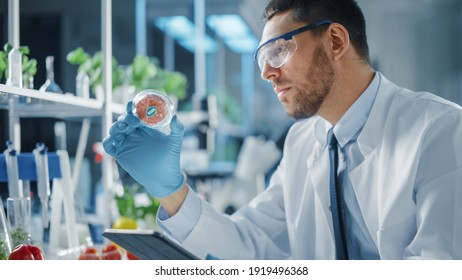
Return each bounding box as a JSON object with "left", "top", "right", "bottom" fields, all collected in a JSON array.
[{"left": 281, "top": 46, "right": 335, "bottom": 120}]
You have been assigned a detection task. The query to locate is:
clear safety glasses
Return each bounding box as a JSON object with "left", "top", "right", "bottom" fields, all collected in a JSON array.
[{"left": 254, "top": 20, "right": 332, "bottom": 71}]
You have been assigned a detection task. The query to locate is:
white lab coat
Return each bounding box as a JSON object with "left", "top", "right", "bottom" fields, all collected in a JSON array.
[{"left": 181, "top": 74, "right": 462, "bottom": 259}]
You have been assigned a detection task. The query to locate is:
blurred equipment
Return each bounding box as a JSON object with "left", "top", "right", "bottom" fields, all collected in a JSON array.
[
  {"left": 0, "top": 195, "right": 13, "bottom": 259},
  {"left": 0, "top": 147, "right": 82, "bottom": 257},
  {"left": 207, "top": 135, "right": 282, "bottom": 214},
  {"left": 48, "top": 150, "right": 79, "bottom": 255},
  {"left": 3, "top": 141, "right": 23, "bottom": 198},
  {"left": 178, "top": 94, "right": 218, "bottom": 174},
  {"left": 33, "top": 143, "right": 51, "bottom": 229}
]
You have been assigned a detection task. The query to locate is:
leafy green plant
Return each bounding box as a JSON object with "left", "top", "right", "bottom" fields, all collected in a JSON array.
[
  {"left": 66, "top": 47, "right": 123, "bottom": 93},
  {"left": 66, "top": 47, "right": 187, "bottom": 100},
  {"left": 0, "top": 43, "right": 37, "bottom": 86},
  {"left": 11, "top": 228, "right": 29, "bottom": 248},
  {"left": 0, "top": 228, "right": 32, "bottom": 259},
  {"left": 0, "top": 237, "right": 8, "bottom": 260},
  {"left": 127, "top": 55, "right": 188, "bottom": 100},
  {"left": 114, "top": 185, "right": 160, "bottom": 222}
]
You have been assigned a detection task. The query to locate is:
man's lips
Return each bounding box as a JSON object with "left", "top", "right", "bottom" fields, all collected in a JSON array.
[{"left": 275, "top": 86, "right": 291, "bottom": 98}]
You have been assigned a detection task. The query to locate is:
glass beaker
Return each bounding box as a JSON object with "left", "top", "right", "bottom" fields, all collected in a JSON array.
[
  {"left": 39, "top": 56, "right": 63, "bottom": 93},
  {"left": 7, "top": 197, "right": 32, "bottom": 248},
  {"left": 0, "top": 197, "right": 13, "bottom": 260}
]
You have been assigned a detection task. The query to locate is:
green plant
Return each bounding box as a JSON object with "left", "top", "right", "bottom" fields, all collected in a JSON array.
[
  {"left": 0, "top": 43, "right": 37, "bottom": 85},
  {"left": 11, "top": 228, "right": 29, "bottom": 248},
  {"left": 66, "top": 47, "right": 123, "bottom": 93},
  {"left": 0, "top": 237, "right": 8, "bottom": 260},
  {"left": 127, "top": 55, "right": 188, "bottom": 100},
  {"left": 66, "top": 47, "right": 187, "bottom": 100},
  {"left": 114, "top": 185, "right": 160, "bottom": 222}
]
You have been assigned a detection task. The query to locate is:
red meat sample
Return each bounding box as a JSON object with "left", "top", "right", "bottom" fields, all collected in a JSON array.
[{"left": 134, "top": 94, "right": 168, "bottom": 126}]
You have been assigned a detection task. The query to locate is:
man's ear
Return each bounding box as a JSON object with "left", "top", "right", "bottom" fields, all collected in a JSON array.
[{"left": 325, "top": 23, "right": 350, "bottom": 61}]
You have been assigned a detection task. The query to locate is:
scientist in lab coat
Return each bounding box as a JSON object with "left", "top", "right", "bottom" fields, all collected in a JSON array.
[{"left": 103, "top": 0, "right": 462, "bottom": 259}]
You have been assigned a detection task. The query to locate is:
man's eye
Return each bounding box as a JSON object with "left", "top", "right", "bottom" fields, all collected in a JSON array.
[
  {"left": 275, "top": 46, "right": 285, "bottom": 55},
  {"left": 270, "top": 45, "right": 285, "bottom": 57}
]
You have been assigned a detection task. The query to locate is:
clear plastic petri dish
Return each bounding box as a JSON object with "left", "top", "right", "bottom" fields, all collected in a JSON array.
[{"left": 132, "top": 89, "right": 174, "bottom": 132}]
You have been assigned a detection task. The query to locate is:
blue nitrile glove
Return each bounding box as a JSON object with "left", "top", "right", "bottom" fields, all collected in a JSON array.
[
  {"left": 102, "top": 101, "right": 185, "bottom": 197},
  {"left": 205, "top": 253, "right": 223, "bottom": 260}
]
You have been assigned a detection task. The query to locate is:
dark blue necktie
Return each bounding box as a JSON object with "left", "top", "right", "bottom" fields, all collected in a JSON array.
[{"left": 327, "top": 128, "right": 349, "bottom": 260}]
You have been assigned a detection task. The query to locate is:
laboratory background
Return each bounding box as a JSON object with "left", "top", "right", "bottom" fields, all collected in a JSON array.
[{"left": 0, "top": 0, "right": 461, "bottom": 260}]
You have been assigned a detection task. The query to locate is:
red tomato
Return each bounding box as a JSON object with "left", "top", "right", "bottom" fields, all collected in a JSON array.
[
  {"left": 78, "top": 246, "right": 100, "bottom": 260},
  {"left": 126, "top": 251, "right": 140, "bottom": 260},
  {"left": 8, "top": 244, "right": 45, "bottom": 260},
  {"left": 101, "top": 244, "right": 122, "bottom": 260}
]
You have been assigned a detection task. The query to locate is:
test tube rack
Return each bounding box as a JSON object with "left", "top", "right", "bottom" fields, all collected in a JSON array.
[{"left": 0, "top": 151, "right": 79, "bottom": 255}]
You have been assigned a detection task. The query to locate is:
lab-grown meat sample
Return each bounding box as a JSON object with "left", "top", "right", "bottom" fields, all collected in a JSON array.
[
  {"left": 135, "top": 94, "right": 168, "bottom": 126},
  {"left": 132, "top": 90, "right": 174, "bottom": 130}
]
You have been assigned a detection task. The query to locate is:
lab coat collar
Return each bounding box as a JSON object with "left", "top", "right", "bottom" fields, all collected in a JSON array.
[
  {"left": 356, "top": 73, "right": 396, "bottom": 155},
  {"left": 334, "top": 72, "right": 380, "bottom": 148},
  {"left": 316, "top": 72, "right": 380, "bottom": 149}
]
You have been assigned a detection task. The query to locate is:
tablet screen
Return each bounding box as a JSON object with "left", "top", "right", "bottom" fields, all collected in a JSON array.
[{"left": 102, "top": 229, "right": 200, "bottom": 260}]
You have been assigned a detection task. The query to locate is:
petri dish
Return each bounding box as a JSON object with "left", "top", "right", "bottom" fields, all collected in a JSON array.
[{"left": 132, "top": 89, "right": 174, "bottom": 131}]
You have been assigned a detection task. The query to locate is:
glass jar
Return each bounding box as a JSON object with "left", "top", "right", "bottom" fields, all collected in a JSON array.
[
  {"left": 7, "top": 197, "right": 32, "bottom": 248},
  {"left": 0, "top": 197, "right": 13, "bottom": 259}
]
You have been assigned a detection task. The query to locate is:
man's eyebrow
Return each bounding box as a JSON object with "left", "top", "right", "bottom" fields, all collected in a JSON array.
[{"left": 261, "top": 31, "right": 285, "bottom": 44}]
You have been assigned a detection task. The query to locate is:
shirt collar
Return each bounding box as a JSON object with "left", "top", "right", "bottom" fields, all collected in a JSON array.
[{"left": 324, "top": 72, "right": 381, "bottom": 148}]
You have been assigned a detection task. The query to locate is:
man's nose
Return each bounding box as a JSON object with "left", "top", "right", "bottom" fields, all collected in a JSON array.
[{"left": 260, "top": 61, "right": 279, "bottom": 82}]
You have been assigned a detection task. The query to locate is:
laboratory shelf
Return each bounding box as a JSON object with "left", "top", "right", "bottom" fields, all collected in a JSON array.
[
  {"left": 0, "top": 84, "right": 101, "bottom": 109},
  {"left": 0, "top": 84, "right": 124, "bottom": 119}
]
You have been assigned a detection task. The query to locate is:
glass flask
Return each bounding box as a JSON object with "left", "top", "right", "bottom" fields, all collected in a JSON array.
[
  {"left": 39, "top": 56, "right": 63, "bottom": 93},
  {"left": 7, "top": 197, "right": 32, "bottom": 247},
  {"left": 0, "top": 197, "right": 13, "bottom": 259}
]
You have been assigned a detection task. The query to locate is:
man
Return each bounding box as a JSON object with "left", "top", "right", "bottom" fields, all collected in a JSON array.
[{"left": 103, "top": 0, "right": 462, "bottom": 259}]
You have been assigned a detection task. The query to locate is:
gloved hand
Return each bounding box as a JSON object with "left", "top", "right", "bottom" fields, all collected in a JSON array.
[{"left": 102, "top": 101, "right": 185, "bottom": 197}]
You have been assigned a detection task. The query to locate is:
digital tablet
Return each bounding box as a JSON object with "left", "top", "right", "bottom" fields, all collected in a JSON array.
[{"left": 102, "top": 229, "right": 200, "bottom": 260}]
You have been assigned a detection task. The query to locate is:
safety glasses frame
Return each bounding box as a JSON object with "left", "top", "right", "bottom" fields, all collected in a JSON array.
[{"left": 254, "top": 20, "right": 332, "bottom": 70}]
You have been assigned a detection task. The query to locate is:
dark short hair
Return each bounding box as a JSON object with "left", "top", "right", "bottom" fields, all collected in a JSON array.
[{"left": 263, "top": 0, "right": 370, "bottom": 64}]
